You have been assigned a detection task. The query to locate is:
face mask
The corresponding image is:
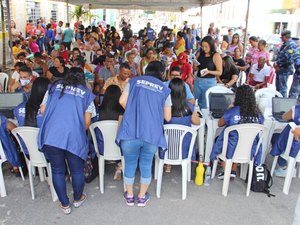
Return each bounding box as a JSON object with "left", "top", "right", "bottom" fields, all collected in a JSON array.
[{"left": 20, "top": 79, "right": 30, "bottom": 86}]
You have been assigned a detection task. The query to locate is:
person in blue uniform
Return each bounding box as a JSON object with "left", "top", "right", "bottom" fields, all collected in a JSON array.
[
  {"left": 14, "top": 77, "right": 50, "bottom": 128},
  {"left": 0, "top": 115, "right": 21, "bottom": 175},
  {"left": 38, "top": 67, "right": 95, "bottom": 214},
  {"left": 117, "top": 61, "right": 172, "bottom": 207},
  {"left": 163, "top": 78, "right": 200, "bottom": 172},
  {"left": 210, "top": 85, "right": 264, "bottom": 179},
  {"left": 289, "top": 45, "right": 300, "bottom": 98},
  {"left": 274, "top": 30, "right": 297, "bottom": 97},
  {"left": 13, "top": 77, "right": 50, "bottom": 156},
  {"left": 270, "top": 104, "right": 300, "bottom": 177}
]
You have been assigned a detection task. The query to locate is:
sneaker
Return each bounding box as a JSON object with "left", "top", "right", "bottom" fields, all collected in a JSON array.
[
  {"left": 274, "top": 167, "right": 296, "bottom": 178},
  {"left": 217, "top": 172, "right": 224, "bottom": 179},
  {"left": 59, "top": 204, "right": 71, "bottom": 215},
  {"left": 73, "top": 193, "right": 87, "bottom": 208},
  {"left": 217, "top": 171, "right": 236, "bottom": 180},
  {"left": 137, "top": 193, "right": 150, "bottom": 207},
  {"left": 230, "top": 171, "right": 237, "bottom": 178},
  {"left": 123, "top": 191, "right": 135, "bottom": 206}
]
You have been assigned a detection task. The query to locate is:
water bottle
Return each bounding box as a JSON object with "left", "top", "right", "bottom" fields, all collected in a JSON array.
[
  {"left": 195, "top": 162, "right": 204, "bottom": 186},
  {"left": 204, "top": 165, "right": 211, "bottom": 186},
  {"left": 194, "top": 99, "right": 200, "bottom": 113}
]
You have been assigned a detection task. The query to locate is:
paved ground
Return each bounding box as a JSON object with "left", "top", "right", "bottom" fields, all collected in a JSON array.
[{"left": 0, "top": 156, "right": 299, "bottom": 225}]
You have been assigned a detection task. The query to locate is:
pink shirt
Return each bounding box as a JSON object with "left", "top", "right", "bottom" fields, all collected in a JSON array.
[
  {"left": 29, "top": 41, "right": 40, "bottom": 53},
  {"left": 251, "top": 51, "right": 269, "bottom": 65}
]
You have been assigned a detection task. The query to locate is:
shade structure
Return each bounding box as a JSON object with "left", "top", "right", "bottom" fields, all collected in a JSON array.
[{"left": 56, "top": 0, "right": 228, "bottom": 11}]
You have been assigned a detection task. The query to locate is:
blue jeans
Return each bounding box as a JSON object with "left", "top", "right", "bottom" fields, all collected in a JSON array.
[
  {"left": 37, "top": 37, "right": 44, "bottom": 52},
  {"left": 289, "top": 76, "right": 300, "bottom": 98},
  {"left": 120, "top": 140, "right": 157, "bottom": 185},
  {"left": 43, "top": 145, "right": 85, "bottom": 206},
  {"left": 276, "top": 67, "right": 293, "bottom": 97},
  {"left": 194, "top": 77, "right": 217, "bottom": 109}
]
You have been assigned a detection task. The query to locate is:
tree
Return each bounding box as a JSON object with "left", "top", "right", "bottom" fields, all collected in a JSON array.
[{"left": 70, "top": 5, "right": 97, "bottom": 22}]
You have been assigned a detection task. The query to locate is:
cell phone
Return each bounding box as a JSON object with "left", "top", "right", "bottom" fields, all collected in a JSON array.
[{"left": 200, "top": 68, "right": 208, "bottom": 76}]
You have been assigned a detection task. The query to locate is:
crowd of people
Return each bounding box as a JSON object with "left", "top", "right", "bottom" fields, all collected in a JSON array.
[{"left": 1, "top": 16, "right": 300, "bottom": 215}]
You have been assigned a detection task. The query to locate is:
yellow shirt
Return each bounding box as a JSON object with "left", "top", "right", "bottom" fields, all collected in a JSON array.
[
  {"left": 12, "top": 46, "right": 22, "bottom": 57},
  {"left": 175, "top": 38, "right": 185, "bottom": 56}
]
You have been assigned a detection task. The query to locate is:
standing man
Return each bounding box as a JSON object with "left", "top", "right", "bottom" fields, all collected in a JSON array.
[
  {"left": 62, "top": 23, "right": 73, "bottom": 51},
  {"left": 274, "top": 30, "right": 297, "bottom": 97},
  {"left": 55, "top": 21, "right": 64, "bottom": 44},
  {"left": 146, "top": 22, "right": 155, "bottom": 41},
  {"left": 289, "top": 43, "right": 300, "bottom": 98}
]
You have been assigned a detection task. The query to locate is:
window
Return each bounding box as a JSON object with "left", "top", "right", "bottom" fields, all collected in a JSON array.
[
  {"left": 26, "top": 0, "right": 40, "bottom": 23},
  {"left": 51, "top": 4, "right": 58, "bottom": 22},
  {"left": 0, "top": 0, "right": 12, "bottom": 32},
  {"left": 64, "top": 5, "right": 71, "bottom": 22}
]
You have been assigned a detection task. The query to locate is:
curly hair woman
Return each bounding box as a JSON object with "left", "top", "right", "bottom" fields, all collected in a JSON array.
[{"left": 210, "top": 85, "right": 264, "bottom": 179}]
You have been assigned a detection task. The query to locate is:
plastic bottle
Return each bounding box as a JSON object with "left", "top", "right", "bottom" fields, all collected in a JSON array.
[
  {"left": 194, "top": 99, "right": 200, "bottom": 113},
  {"left": 204, "top": 165, "right": 211, "bottom": 186},
  {"left": 195, "top": 162, "right": 204, "bottom": 186}
]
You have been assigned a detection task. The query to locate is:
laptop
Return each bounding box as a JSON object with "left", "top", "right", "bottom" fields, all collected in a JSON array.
[
  {"left": 0, "top": 93, "right": 24, "bottom": 118},
  {"left": 209, "top": 93, "right": 235, "bottom": 119},
  {"left": 272, "top": 97, "right": 298, "bottom": 122}
]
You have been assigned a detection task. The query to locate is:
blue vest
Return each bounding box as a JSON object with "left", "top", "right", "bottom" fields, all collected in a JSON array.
[
  {"left": 116, "top": 76, "right": 170, "bottom": 149},
  {"left": 38, "top": 82, "right": 95, "bottom": 160},
  {"left": 14, "top": 101, "right": 43, "bottom": 127},
  {"left": 210, "top": 106, "right": 264, "bottom": 164},
  {"left": 270, "top": 105, "right": 300, "bottom": 158},
  {"left": 163, "top": 103, "right": 196, "bottom": 160},
  {"left": 0, "top": 115, "right": 20, "bottom": 167}
]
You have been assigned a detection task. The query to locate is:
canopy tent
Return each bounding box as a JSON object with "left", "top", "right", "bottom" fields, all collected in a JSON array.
[{"left": 59, "top": 0, "right": 228, "bottom": 11}]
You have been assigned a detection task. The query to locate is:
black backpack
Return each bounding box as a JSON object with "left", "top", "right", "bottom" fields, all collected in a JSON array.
[{"left": 250, "top": 164, "right": 275, "bottom": 197}]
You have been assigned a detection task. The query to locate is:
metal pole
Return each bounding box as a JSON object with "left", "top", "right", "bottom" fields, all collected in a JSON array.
[
  {"left": 1, "top": 0, "right": 6, "bottom": 69},
  {"left": 6, "top": 0, "right": 13, "bottom": 64},
  {"left": 243, "top": 0, "right": 251, "bottom": 59},
  {"left": 200, "top": 5, "right": 203, "bottom": 38},
  {"left": 66, "top": 0, "right": 69, "bottom": 23}
]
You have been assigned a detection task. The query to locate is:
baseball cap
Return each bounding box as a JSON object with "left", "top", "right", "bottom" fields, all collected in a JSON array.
[
  {"left": 281, "top": 30, "right": 291, "bottom": 37},
  {"left": 178, "top": 52, "right": 187, "bottom": 64}
]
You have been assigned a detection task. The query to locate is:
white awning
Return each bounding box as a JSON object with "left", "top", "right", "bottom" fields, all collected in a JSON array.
[{"left": 59, "top": 0, "right": 228, "bottom": 11}]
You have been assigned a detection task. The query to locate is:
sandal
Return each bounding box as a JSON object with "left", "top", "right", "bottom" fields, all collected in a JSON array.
[
  {"left": 74, "top": 193, "right": 87, "bottom": 208},
  {"left": 59, "top": 204, "right": 71, "bottom": 215},
  {"left": 113, "top": 169, "right": 122, "bottom": 181}
]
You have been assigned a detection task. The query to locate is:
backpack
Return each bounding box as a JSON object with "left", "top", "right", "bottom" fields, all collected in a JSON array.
[{"left": 250, "top": 164, "right": 275, "bottom": 197}]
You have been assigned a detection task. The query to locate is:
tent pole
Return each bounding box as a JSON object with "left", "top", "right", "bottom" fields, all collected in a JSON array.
[
  {"left": 66, "top": 0, "right": 69, "bottom": 23},
  {"left": 200, "top": 4, "right": 203, "bottom": 38},
  {"left": 6, "top": 0, "right": 13, "bottom": 64},
  {"left": 243, "top": 0, "right": 251, "bottom": 59}
]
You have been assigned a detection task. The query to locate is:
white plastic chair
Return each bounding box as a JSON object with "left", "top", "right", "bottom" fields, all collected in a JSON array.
[
  {"left": 255, "top": 88, "right": 283, "bottom": 115},
  {"left": 205, "top": 86, "right": 234, "bottom": 110},
  {"left": 11, "top": 127, "right": 57, "bottom": 201},
  {"left": 270, "top": 122, "right": 300, "bottom": 195},
  {"left": 89, "top": 120, "right": 124, "bottom": 194},
  {"left": 0, "top": 140, "right": 24, "bottom": 197},
  {"left": 211, "top": 124, "right": 267, "bottom": 197},
  {"left": 156, "top": 124, "right": 197, "bottom": 200},
  {"left": 0, "top": 72, "right": 9, "bottom": 92}
]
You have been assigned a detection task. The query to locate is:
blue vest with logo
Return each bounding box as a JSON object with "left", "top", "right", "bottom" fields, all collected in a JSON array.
[
  {"left": 116, "top": 76, "right": 170, "bottom": 149},
  {"left": 0, "top": 115, "right": 20, "bottom": 166},
  {"left": 210, "top": 106, "right": 264, "bottom": 164},
  {"left": 38, "top": 82, "right": 95, "bottom": 160},
  {"left": 271, "top": 105, "right": 300, "bottom": 158},
  {"left": 14, "top": 101, "right": 43, "bottom": 127},
  {"left": 163, "top": 103, "right": 196, "bottom": 160}
]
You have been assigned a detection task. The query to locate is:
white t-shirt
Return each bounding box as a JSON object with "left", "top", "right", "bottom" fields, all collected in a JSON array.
[
  {"left": 250, "top": 64, "right": 271, "bottom": 82},
  {"left": 55, "top": 26, "right": 63, "bottom": 40}
]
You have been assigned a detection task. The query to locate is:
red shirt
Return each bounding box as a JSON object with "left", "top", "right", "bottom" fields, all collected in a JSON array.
[{"left": 170, "top": 61, "right": 192, "bottom": 81}]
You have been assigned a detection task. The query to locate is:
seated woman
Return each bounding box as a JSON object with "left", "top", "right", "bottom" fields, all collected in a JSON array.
[
  {"left": 88, "top": 85, "right": 125, "bottom": 183},
  {"left": 0, "top": 115, "right": 22, "bottom": 175},
  {"left": 218, "top": 56, "right": 239, "bottom": 90},
  {"left": 47, "top": 56, "right": 69, "bottom": 82},
  {"left": 270, "top": 104, "right": 300, "bottom": 177},
  {"left": 13, "top": 77, "right": 50, "bottom": 156},
  {"left": 164, "top": 78, "right": 200, "bottom": 172},
  {"left": 210, "top": 85, "right": 264, "bottom": 179}
]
